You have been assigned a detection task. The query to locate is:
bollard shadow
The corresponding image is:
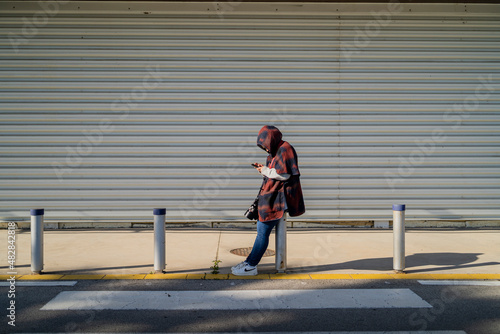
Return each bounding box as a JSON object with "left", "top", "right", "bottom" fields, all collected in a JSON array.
[
  {"left": 292, "top": 252, "right": 500, "bottom": 273},
  {"left": 41, "top": 264, "right": 155, "bottom": 275},
  {"left": 0, "top": 264, "right": 30, "bottom": 269}
]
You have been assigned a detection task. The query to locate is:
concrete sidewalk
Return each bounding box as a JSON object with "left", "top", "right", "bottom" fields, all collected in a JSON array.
[{"left": 1, "top": 227, "right": 500, "bottom": 279}]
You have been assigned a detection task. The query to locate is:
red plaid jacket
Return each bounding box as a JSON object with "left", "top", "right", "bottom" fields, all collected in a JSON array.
[{"left": 256, "top": 126, "right": 305, "bottom": 222}]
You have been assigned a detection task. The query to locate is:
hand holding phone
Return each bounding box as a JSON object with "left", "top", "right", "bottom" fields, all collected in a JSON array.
[{"left": 252, "top": 163, "right": 264, "bottom": 174}]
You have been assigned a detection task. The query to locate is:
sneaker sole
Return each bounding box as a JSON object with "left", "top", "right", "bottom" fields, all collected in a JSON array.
[{"left": 231, "top": 270, "right": 258, "bottom": 276}]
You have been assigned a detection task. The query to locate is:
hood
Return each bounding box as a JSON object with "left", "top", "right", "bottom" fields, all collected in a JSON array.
[{"left": 257, "top": 125, "right": 283, "bottom": 156}]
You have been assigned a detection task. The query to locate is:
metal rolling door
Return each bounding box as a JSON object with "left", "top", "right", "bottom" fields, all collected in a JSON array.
[{"left": 0, "top": 2, "right": 499, "bottom": 223}]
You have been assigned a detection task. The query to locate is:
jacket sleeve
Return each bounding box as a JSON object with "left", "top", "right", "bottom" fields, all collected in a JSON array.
[
  {"left": 261, "top": 166, "right": 290, "bottom": 181},
  {"left": 274, "top": 144, "right": 300, "bottom": 176}
]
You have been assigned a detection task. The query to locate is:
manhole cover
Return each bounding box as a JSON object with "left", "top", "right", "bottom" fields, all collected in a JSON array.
[{"left": 230, "top": 247, "right": 275, "bottom": 257}]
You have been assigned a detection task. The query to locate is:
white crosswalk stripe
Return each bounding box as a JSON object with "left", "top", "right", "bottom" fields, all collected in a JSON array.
[
  {"left": 0, "top": 281, "right": 77, "bottom": 287},
  {"left": 41, "top": 289, "right": 431, "bottom": 310},
  {"left": 418, "top": 280, "right": 500, "bottom": 286}
]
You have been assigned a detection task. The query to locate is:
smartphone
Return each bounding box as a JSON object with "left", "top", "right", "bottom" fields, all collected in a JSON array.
[{"left": 251, "top": 163, "right": 259, "bottom": 167}]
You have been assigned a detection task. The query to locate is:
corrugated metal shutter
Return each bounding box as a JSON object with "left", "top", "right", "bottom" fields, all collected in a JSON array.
[{"left": 0, "top": 2, "right": 499, "bottom": 223}]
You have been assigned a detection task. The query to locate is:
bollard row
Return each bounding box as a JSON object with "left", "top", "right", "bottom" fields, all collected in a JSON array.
[
  {"left": 25, "top": 208, "right": 169, "bottom": 275},
  {"left": 25, "top": 206, "right": 404, "bottom": 275}
]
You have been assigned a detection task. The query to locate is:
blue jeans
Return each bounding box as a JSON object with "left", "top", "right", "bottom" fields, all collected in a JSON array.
[{"left": 245, "top": 218, "right": 280, "bottom": 267}]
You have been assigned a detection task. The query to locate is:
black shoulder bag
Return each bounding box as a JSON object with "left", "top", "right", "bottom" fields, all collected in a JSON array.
[{"left": 244, "top": 188, "right": 261, "bottom": 221}]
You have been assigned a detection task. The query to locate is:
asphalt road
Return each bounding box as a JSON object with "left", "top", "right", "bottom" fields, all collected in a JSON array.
[{"left": 1, "top": 279, "right": 499, "bottom": 333}]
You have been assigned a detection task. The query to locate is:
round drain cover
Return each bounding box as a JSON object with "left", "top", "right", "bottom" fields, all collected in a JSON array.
[{"left": 230, "top": 247, "right": 275, "bottom": 257}]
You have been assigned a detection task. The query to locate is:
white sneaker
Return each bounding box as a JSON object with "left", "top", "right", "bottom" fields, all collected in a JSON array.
[
  {"left": 232, "top": 263, "right": 258, "bottom": 276},
  {"left": 231, "top": 261, "right": 247, "bottom": 272}
]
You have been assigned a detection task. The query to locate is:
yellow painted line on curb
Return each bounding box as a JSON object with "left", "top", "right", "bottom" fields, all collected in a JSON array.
[
  {"left": 61, "top": 274, "right": 106, "bottom": 280},
  {"left": 0, "top": 275, "right": 22, "bottom": 280},
  {"left": 102, "top": 274, "right": 147, "bottom": 280},
  {"left": 389, "top": 273, "right": 434, "bottom": 280},
  {"left": 270, "top": 274, "right": 311, "bottom": 279},
  {"left": 18, "top": 274, "right": 64, "bottom": 280},
  {"left": 349, "top": 274, "right": 393, "bottom": 280},
  {"left": 186, "top": 274, "right": 206, "bottom": 279},
  {"left": 5, "top": 273, "right": 499, "bottom": 280},
  {"left": 144, "top": 274, "right": 188, "bottom": 279},
  {"left": 429, "top": 274, "right": 474, "bottom": 280},
  {"left": 309, "top": 274, "right": 352, "bottom": 279},
  {"left": 467, "top": 274, "right": 500, "bottom": 280},
  {"left": 227, "top": 274, "right": 271, "bottom": 279},
  {"left": 205, "top": 274, "right": 229, "bottom": 280}
]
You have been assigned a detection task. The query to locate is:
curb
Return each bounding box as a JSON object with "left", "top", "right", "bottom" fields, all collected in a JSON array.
[{"left": 2, "top": 273, "right": 499, "bottom": 280}]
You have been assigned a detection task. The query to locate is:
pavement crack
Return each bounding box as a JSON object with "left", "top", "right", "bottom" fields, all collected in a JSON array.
[{"left": 215, "top": 230, "right": 222, "bottom": 261}]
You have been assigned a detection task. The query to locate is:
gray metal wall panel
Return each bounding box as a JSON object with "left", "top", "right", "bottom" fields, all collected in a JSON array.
[{"left": 0, "top": 2, "right": 499, "bottom": 223}]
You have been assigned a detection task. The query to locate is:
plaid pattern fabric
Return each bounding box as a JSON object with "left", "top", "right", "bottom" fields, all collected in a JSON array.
[{"left": 256, "top": 126, "right": 306, "bottom": 222}]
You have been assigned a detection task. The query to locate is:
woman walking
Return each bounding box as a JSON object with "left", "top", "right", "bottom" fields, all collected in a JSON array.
[{"left": 232, "top": 125, "right": 305, "bottom": 276}]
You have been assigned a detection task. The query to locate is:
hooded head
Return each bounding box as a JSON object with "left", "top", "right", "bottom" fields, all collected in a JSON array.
[{"left": 257, "top": 125, "right": 283, "bottom": 156}]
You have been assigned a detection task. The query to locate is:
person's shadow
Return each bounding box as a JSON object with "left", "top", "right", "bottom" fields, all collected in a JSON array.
[{"left": 291, "top": 252, "right": 500, "bottom": 273}]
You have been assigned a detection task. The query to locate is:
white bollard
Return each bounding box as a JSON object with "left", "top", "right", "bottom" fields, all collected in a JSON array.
[
  {"left": 153, "top": 208, "right": 166, "bottom": 273},
  {"left": 275, "top": 213, "right": 287, "bottom": 273},
  {"left": 30, "top": 208, "right": 44, "bottom": 274},
  {"left": 393, "top": 204, "right": 406, "bottom": 273}
]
